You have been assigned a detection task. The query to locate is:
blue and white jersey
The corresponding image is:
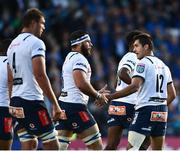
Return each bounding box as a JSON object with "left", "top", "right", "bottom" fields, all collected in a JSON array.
[
  {"left": 0, "top": 56, "right": 9, "bottom": 107},
  {"left": 133, "top": 56, "right": 172, "bottom": 109},
  {"left": 7, "top": 33, "right": 46, "bottom": 100},
  {"left": 113, "top": 52, "right": 138, "bottom": 104},
  {"left": 59, "top": 52, "right": 91, "bottom": 105}
]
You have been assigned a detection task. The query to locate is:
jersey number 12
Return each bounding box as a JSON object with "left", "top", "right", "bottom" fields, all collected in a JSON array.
[{"left": 156, "top": 74, "right": 164, "bottom": 93}]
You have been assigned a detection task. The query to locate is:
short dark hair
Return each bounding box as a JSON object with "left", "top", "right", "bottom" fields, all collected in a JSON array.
[
  {"left": 22, "top": 8, "right": 44, "bottom": 28},
  {"left": 70, "top": 30, "right": 88, "bottom": 47},
  {"left": 0, "top": 39, "right": 12, "bottom": 56},
  {"left": 126, "top": 30, "right": 143, "bottom": 47},
  {"left": 133, "top": 33, "right": 153, "bottom": 50}
]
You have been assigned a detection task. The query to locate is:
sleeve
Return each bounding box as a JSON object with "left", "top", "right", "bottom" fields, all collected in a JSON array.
[
  {"left": 119, "top": 53, "right": 137, "bottom": 72},
  {"left": 167, "top": 67, "right": 173, "bottom": 85},
  {"left": 31, "top": 39, "right": 46, "bottom": 58},
  {"left": 132, "top": 59, "right": 148, "bottom": 81},
  {"left": 72, "top": 55, "right": 88, "bottom": 73}
]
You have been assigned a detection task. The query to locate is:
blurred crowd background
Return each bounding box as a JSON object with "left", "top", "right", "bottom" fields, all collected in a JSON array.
[{"left": 0, "top": 0, "right": 179, "bottom": 137}]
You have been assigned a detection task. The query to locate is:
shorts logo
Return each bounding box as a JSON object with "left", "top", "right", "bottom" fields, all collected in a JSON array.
[
  {"left": 107, "top": 118, "right": 115, "bottom": 123},
  {"left": 136, "top": 63, "right": 145, "bottom": 73},
  {"left": 9, "top": 106, "right": 25, "bottom": 118},
  {"left": 38, "top": 110, "right": 50, "bottom": 126},
  {"left": 29, "top": 123, "right": 35, "bottom": 129},
  {"left": 108, "top": 105, "right": 126, "bottom": 116},
  {"left": 72, "top": 122, "right": 77, "bottom": 127},
  {"left": 150, "top": 111, "right": 167, "bottom": 122},
  {"left": 4, "top": 118, "right": 12, "bottom": 133},
  {"left": 79, "top": 111, "right": 90, "bottom": 122},
  {"left": 72, "top": 122, "right": 79, "bottom": 129},
  {"left": 127, "top": 118, "right": 132, "bottom": 122}
]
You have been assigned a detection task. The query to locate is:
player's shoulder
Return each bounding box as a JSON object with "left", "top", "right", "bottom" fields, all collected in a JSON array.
[
  {"left": 30, "top": 35, "right": 44, "bottom": 45},
  {"left": 19, "top": 33, "right": 45, "bottom": 46},
  {"left": 121, "top": 52, "right": 137, "bottom": 64},
  {"left": 123, "top": 52, "right": 137, "bottom": 59},
  {"left": 68, "top": 52, "right": 87, "bottom": 62},
  {"left": 0, "top": 56, "right": 7, "bottom": 63},
  {"left": 141, "top": 56, "right": 155, "bottom": 64}
]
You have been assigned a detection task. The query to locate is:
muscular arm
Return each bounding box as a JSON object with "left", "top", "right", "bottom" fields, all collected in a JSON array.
[
  {"left": 73, "top": 70, "right": 98, "bottom": 98},
  {"left": 109, "top": 77, "right": 143, "bottom": 100},
  {"left": 118, "top": 67, "right": 131, "bottom": 84},
  {"left": 32, "top": 56, "right": 59, "bottom": 106},
  {"left": 167, "top": 82, "right": 176, "bottom": 106}
]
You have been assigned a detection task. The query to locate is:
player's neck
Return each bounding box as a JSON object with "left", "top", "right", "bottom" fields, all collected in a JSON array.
[
  {"left": 71, "top": 48, "right": 81, "bottom": 54},
  {"left": 145, "top": 51, "right": 154, "bottom": 57},
  {"left": 21, "top": 28, "right": 34, "bottom": 35}
]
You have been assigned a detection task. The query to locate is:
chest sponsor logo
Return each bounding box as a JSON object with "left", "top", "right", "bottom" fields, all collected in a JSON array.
[
  {"left": 150, "top": 111, "right": 167, "bottom": 122},
  {"left": 136, "top": 63, "right": 145, "bottom": 73},
  {"left": 108, "top": 105, "right": 126, "bottom": 116}
]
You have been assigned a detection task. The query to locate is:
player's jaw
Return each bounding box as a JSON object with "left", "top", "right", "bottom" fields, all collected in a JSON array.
[{"left": 81, "top": 43, "right": 93, "bottom": 57}]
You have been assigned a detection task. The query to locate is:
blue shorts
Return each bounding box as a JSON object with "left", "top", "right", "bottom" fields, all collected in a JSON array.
[
  {"left": 10, "top": 97, "right": 54, "bottom": 136},
  {"left": 107, "top": 101, "right": 135, "bottom": 128},
  {"left": 0, "top": 107, "right": 13, "bottom": 140},
  {"left": 56, "top": 101, "right": 96, "bottom": 133},
  {"left": 129, "top": 105, "right": 168, "bottom": 136}
]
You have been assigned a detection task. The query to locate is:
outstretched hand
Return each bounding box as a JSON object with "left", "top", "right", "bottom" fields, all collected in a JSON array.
[
  {"left": 94, "top": 93, "right": 108, "bottom": 107},
  {"left": 94, "top": 84, "right": 111, "bottom": 108}
]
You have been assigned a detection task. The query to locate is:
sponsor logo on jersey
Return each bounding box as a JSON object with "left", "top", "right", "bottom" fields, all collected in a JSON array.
[
  {"left": 37, "top": 48, "right": 45, "bottom": 51},
  {"left": 136, "top": 63, "right": 145, "bottom": 73},
  {"left": 76, "top": 63, "right": 87, "bottom": 68},
  {"left": 127, "top": 60, "right": 135, "bottom": 66}
]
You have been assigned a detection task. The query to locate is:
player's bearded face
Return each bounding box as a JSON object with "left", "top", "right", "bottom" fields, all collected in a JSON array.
[{"left": 81, "top": 41, "right": 93, "bottom": 57}]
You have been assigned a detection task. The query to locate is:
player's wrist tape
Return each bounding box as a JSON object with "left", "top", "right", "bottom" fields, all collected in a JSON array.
[{"left": 95, "top": 92, "right": 101, "bottom": 99}]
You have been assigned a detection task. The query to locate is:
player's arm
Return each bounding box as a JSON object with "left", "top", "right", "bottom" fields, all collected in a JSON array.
[
  {"left": 118, "top": 67, "right": 131, "bottom": 84},
  {"left": 167, "top": 82, "right": 176, "bottom": 106},
  {"left": 32, "top": 56, "right": 65, "bottom": 120},
  {"left": 73, "top": 69, "right": 108, "bottom": 105},
  {"left": 32, "top": 56, "right": 58, "bottom": 104},
  {"left": 108, "top": 76, "right": 143, "bottom": 100},
  {"left": 7, "top": 64, "right": 13, "bottom": 98},
  {"left": 73, "top": 70, "right": 99, "bottom": 98}
]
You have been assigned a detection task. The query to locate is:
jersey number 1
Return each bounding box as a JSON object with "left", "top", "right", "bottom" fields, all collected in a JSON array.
[
  {"left": 156, "top": 74, "right": 164, "bottom": 93},
  {"left": 13, "top": 52, "right": 17, "bottom": 73}
]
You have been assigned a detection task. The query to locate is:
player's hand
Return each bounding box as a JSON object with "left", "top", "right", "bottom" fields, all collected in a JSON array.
[
  {"left": 98, "top": 84, "right": 110, "bottom": 94},
  {"left": 94, "top": 93, "right": 109, "bottom": 108},
  {"left": 52, "top": 105, "right": 67, "bottom": 121},
  {"left": 60, "top": 110, "right": 67, "bottom": 120},
  {"left": 105, "top": 94, "right": 113, "bottom": 101}
]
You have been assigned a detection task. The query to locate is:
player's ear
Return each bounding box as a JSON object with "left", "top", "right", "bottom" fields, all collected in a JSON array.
[
  {"left": 144, "top": 44, "right": 149, "bottom": 50},
  {"left": 31, "top": 20, "right": 37, "bottom": 27}
]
